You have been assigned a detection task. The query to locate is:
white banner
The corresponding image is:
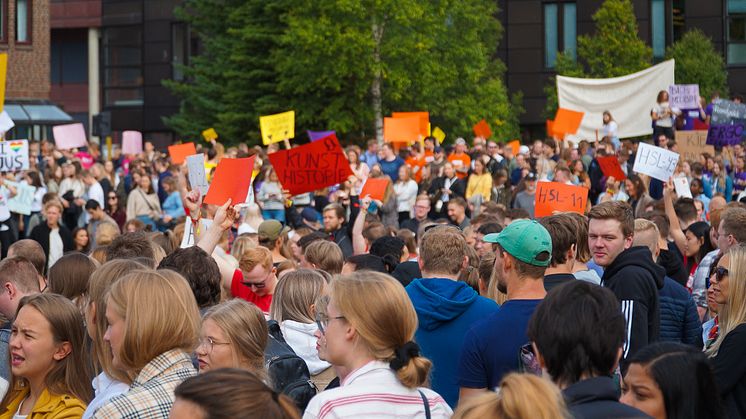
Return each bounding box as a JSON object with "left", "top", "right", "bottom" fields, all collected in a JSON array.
[{"left": 557, "top": 60, "right": 675, "bottom": 140}]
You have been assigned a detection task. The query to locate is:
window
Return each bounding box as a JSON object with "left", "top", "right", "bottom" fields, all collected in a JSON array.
[
  {"left": 728, "top": 0, "right": 746, "bottom": 65},
  {"left": 651, "top": 0, "right": 666, "bottom": 59},
  {"left": 172, "top": 23, "right": 188, "bottom": 81},
  {"left": 672, "top": 0, "right": 685, "bottom": 42},
  {"left": 51, "top": 29, "right": 88, "bottom": 84},
  {"left": 15, "top": 0, "right": 30, "bottom": 44},
  {"left": 0, "top": 0, "right": 7, "bottom": 43},
  {"left": 103, "top": 26, "right": 143, "bottom": 106},
  {"left": 544, "top": 2, "right": 577, "bottom": 68}
]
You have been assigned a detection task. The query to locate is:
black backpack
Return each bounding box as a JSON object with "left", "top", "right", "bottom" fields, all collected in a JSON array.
[{"left": 265, "top": 320, "right": 318, "bottom": 410}]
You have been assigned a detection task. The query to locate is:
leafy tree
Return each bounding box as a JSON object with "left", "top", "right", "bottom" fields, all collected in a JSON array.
[
  {"left": 544, "top": 0, "right": 652, "bottom": 117},
  {"left": 665, "top": 29, "right": 728, "bottom": 101}
]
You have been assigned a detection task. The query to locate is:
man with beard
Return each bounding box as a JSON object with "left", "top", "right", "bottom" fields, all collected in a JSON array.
[{"left": 457, "top": 219, "right": 551, "bottom": 402}]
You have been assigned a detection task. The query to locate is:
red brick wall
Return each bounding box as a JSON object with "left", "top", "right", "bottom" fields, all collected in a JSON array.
[
  {"left": 50, "top": 0, "right": 101, "bottom": 29},
  {"left": 3, "top": 0, "right": 51, "bottom": 100}
]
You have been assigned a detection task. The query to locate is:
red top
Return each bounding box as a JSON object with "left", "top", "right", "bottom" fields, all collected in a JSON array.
[{"left": 231, "top": 269, "right": 272, "bottom": 313}]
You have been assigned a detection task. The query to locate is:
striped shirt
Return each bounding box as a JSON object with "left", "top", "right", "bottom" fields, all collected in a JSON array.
[
  {"left": 303, "top": 360, "right": 452, "bottom": 419},
  {"left": 92, "top": 349, "right": 197, "bottom": 419}
]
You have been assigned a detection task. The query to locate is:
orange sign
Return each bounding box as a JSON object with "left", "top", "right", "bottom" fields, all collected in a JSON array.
[
  {"left": 392, "top": 112, "right": 429, "bottom": 138},
  {"left": 535, "top": 181, "right": 589, "bottom": 217},
  {"left": 473, "top": 119, "right": 492, "bottom": 139},
  {"left": 168, "top": 143, "right": 197, "bottom": 165},
  {"left": 552, "top": 108, "right": 584, "bottom": 136},
  {"left": 360, "top": 178, "right": 390, "bottom": 201},
  {"left": 506, "top": 140, "right": 520, "bottom": 156},
  {"left": 203, "top": 156, "right": 256, "bottom": 206},
  {"left": 384, "top": 117, "right": 421, "bottom": 143}
]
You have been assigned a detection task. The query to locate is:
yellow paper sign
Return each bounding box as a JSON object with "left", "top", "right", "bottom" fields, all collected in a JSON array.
[
  {"left": 202, "top": 127, "right": 218, "bottom": 142},
  {"left": 260, "top": 111, "right": 295, "bottom": 145},
  {"left": 432, "top": 127, "right": 446, "bottom": 144},
  {"left": 0, "top": 53, "right": 7, "bottom": 114}
]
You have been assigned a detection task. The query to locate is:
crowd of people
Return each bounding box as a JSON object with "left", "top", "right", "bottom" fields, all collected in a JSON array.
[{"left": 0, "top": 95, "right": 742, "bottom": 418}]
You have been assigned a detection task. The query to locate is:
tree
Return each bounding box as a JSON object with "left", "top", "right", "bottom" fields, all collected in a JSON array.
[
  {"left": 544, "top": 0, "right": 652, "bottom": 117},
  {"left": 665, "top": 29, "right": 728, "bottom": 101}
]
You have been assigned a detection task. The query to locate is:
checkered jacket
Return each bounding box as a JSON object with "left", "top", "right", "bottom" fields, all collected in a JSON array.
[{"left": 92, "top": 349, "right": 197, "bottom": 418}]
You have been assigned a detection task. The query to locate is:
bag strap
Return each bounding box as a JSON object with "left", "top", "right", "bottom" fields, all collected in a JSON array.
[
  {"left": 418, "top": 390, "right": 431, "bottom": 419},
  {"left": 137, "top": 188, "right": 157, "bottom": 212}
]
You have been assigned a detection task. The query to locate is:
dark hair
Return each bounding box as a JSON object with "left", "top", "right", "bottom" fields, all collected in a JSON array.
[
  {"left": 448, "top": 197, "right": 468, "bottom": 210},
  {"left": 106, "top": 231, "right": 155, "bottom": 263},
  {"left": 84, "top": 200, "right": 101, "bottom": 211},
  {"left": 345, "top": 254, "right": 387, "bottom": 273},
  {"left": 674, "top": 198, "right": 698, "bottom": 224},
  {"left": 644, "top": 211, "right": 670, "bottom": 238},
  {"left": 505, "top": 208, "right": 530, "bottom": 221},
  {"left": 626, "top": 342, "right": 725, "bottom": 419},
  {"left": 476, "top": 222, "right": 502, "bottom": 236},
  {"left": 48, "top": 253, "right": 96, "bottom": 301},
  {"left": 7, "top": 240, "right": 46, "bottom": 275},
  {"left": 538, "top": 214, "right": 577, "bottom": 266},
  {"left": 362, "top": 222, "right": 388, "bottom": 244},
  {"left": 528, "top": 281, "right": 625, "bottom": 387},
  {"left": 626, "top": 174, "right": 647, "bottom": 198},
  {"left": 369, "top": 236, "right": 404, "bottom": 273},
  {"left": 685, "top": 221, "right": 715, "bottom": 265},
  {"left": 72, "top": 227, "right": 91, "bottom": 253},
  {"left": 158, "top": 247, "right": 221, "bottom": 309},
  {"left": 298, "top": 231, "right": 328, "bottom": 252}
]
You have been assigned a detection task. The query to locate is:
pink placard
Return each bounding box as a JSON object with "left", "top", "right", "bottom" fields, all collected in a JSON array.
[
  {"left": 53, "top": 123, "right": 88, "bottom": 150},
  {"left": 122, "top": 131, "right": 143, "bottom": 155}
]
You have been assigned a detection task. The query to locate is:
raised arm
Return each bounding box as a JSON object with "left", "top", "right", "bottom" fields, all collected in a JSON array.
[{"left": 663, "top": 178, "right": 687, "bottom": 255}]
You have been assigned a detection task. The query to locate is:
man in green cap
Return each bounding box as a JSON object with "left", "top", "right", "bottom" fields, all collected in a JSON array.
[{"left": 457, "top": 219, "right": 552, "bottom": 402}]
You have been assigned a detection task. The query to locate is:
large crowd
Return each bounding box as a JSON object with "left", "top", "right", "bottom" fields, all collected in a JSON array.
[{"left": 0, "top": 91, "right": 742, "bottom": 418}]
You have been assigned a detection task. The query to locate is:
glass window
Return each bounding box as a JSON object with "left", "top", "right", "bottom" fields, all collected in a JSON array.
[
  {"left": 545, "top": 4, "right": 558, "bottom": 68},
  {"left": 16, "top": 0, "right": 29, "bottom": 43},
  {"left": 730, "top": 0, "right": 746, "bottom": 13},
  {"left": 651, "top": 0, "right": 665, "bottom": 59},
  {"left": 172, "top": 23, "right": 188, "bottom": 81},
  {"left": 0, "top": 0, "right": 7, "bottom": 43},
  {"left": 729, "top": 0, "right": 746, "bottom": 64},
  {"left": 563, "top": 3, "right": 577, "bottom": 61},
  {"left": 545, "top": 2, "right": 576, "bottom": 68},
  {"left": 103, "top": 26, "right": 143, "bottom": 106}
]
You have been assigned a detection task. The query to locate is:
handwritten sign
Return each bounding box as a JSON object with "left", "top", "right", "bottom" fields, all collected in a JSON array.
[
  {"left": 676, "top": 131, "right": 714, "bottom": 163},
  {"left": 180, "top": 218, "right": 213, "bottom": 249},
  {"left": 260, "top": 111, "right": 295, "bottom": 145},
  {"left": 393, "top": 112, "right": 429, "bottom": 138},
  {"left": 53, "top": 123, "right": 88, "bottom": 150},
  {"left": 202, "top": 128, "right": 218, "bottom": 142},
  {"left": 633, "top": 142, "right": 680, "bottom": 182},
  {"left": 122, "top": 131, "right": 143, "bottom": 155},
  {"left": 384, "top": 116, "right": 420, "bottom": 143},
  {"left": 710, "top": 98, "right": 746, "bottom": 126},
  {"left": 432, "top": 127, "right": 446, "bottom": 144},
  {"left": 204, "top": 156, "right": 256, "bottom": 206},
  {"left": 168, "top": 142, "right": 197, "bottom": 165},
  {"left": 186, "top": 154, "right": 209, "bottom": 196},
  {"left": 553, "top": 108, "right": 584, "bottom": 136},
  {"left": 673, "top": 177, "right": 693, "bottom": 198},
  {"left": 473, "top": 119, "right": 492, "bottom": 139},
  {"left": 0, "top": 111, "right": 14, "bottom": 134},
  {"left": 596, "top": 156, "right": 626, "bottom": 180},
  {"left": 268, "top": 133, "right": 353, "bottom": 196},
  {"left": 0, "top": 53, "right": 6, "bottom": 114},
  {"left": 707, "top": 124, "right": 744, "bottom": 147},
  {"left": 308, "top": 130, "right": 336, "bottom": 142},
  {"left": 360, "top": 177, "right": 389, "bottom": 202},
  {"left": 535, "top": 181, "right": 589, "bottom": 217},
  {"left": 668, "top": 84, "right": 700, "bottom": 110},
  {"left": 0, "top": 140, "right": 28, "bottom": 172},
  {"left": 5, "top": 180, "right": 35, "bottom": 215}
]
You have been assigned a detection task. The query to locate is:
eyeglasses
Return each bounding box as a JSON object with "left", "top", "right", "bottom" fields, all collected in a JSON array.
[
  {"left": 712, "top": 266, "right": 729, "bottom": 283},
  {"left": 315, "top": 314, "right": 345, "bottom": 335},
  {"left": 108, "top": 196, "right": 118, "bottom": 200},
  {"left": 242, "top": 270, "right": 272, "bottom": 289},
  {"left": 197, "top": 336, "right": 230, "bottom": 354}
]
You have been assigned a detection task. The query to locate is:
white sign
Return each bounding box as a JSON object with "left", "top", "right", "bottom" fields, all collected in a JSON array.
[
  {"left": 0, "top": 111, "right": 14, "bottom": 134},
  {"left": 180, "top": 218, "right": 213, "bottom": 248},
  {"left": 633, "top": 142, "right": 680, "bottom": 182},
  {"left": 673, "top": 176, "right": 692, "bottom": 198},
  {"left": 186, "top": 154, "right": 209, "bottom": 196},
  {"left": 0, "top": 140, "right": 29, "bottom": 172},
  {"left": 668, "top": 84, "right": 700, "bottom": 110}
]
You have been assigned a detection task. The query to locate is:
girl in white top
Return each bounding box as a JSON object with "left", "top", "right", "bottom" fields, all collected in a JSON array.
[
  {"left": 304, "top": 271, "right": 452, "bottom": 419},
  {"left": 394, "top": 166, "right": 418, "bottom": 223},
  {"left": 601, "top": 110, "right": 620, "bottom": 150}
]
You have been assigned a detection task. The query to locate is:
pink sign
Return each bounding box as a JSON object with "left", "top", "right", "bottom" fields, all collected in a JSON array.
[
  {"left": 122, "top": 131, "right": 143, "bottom": 155},
  {"left": 53, "top": 123, "right": 88, "bottom": 150}
]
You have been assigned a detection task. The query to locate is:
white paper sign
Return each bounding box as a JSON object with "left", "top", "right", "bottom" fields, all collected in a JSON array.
[
  {"left": 180, "top": 218, "right": 213, "bottom": 248},
  {"left": 633, "top": 142, "right": 680, "bottom": 182},
  {"left": 668, "top": 84, "right": 700, "bottom": 110},
  {"left": 186, "top": 154, "right": 209, "bottom": 196},
  {"left": 0, "top": 111, "right": 14, "bottom": 134},
  {"left": 0, "top": 140, "right": 29, "bottom": 172},
  {"left": 673, "top": 176, "right": 693, "bottom": 198}
]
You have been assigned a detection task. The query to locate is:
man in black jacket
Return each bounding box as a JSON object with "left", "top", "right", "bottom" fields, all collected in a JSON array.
[
  {"left": 428, "top": 163, "right": 465, "bottom": 219},
  {"left": 322, "top": 203, "right": 353, "bottom": 258},
  {"left": 588, "top": 201, "right": 664, "bottom": 372}
]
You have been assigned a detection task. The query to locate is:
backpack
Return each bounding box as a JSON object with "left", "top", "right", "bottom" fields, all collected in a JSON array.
[{"left": 265, "top": 320, "right": 318, "bottom": 410}]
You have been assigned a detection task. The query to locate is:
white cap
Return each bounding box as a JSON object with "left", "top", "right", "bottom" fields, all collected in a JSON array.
[{"left": 519, "top": 145, "right": 530, "bottom": 155}]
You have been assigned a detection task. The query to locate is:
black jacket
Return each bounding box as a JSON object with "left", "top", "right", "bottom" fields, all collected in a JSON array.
[
  {"left": 564, "top": 376, "right": 651, "bottom": 419},
  {"left": 28, "top": 222, "right": 74, "bottom": 274},
  {"left": 711, "top": 323, "right": 746, "bottom": 419},
  {"left": 602, "top": 246, "right": 665, "bottom": 372},
  {"left": 657, "top": 247, "right": 688, "bottom": 287},
  {"left": 428, "top": 176, "right": 466, "bottom": 202},
  {"left": 330, "top": 224, "right": 353, "bottom": 259}
]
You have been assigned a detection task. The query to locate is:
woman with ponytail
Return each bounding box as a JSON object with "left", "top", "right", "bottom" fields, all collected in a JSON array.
[{"left": 304, "top": 271, "right": 451, "bottom": 418}]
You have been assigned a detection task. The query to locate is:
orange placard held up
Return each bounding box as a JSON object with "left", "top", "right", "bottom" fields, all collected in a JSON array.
[
  {"left": 506, "top": 140, "right": 520, "bottom": 156},
  {"left": 546, "top": 119, "right": 556, "bottom": 137},
  {"left": 596, "top": 156, "right": 627, "bottom": 181},
  {"left": 392, "top": 112, "right": 429, "bottom": 138},
  {"left": 203, "top": 156, "right": 256, "bottom": 206},
  {"left": 168, "top": 142, "right": 197, "bottom": 165},
  {"left": 360, "top": 178, "right": 390, "bottom": 202},
  {"left": 534, "top": 181, "right": 589, "bottom": 218},
  {"left": 384, "top": 117, "right": 421, "bottom": 143},
  {"left": 552, "top": 108, "right": 584, "bottom": 136},
  {"left": 473, "top": 119, "right": 492, "bottom": 139}
]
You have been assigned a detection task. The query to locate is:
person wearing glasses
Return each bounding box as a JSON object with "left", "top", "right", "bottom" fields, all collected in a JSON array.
[
  {"left": 104, "top": 192, "right": 126, "bottom": 231},
  {"left": 226, "top": 247, "right": 278, "bottom": 313},
  {"left": 196, "top": 299, "right": 268, "bottom": 377},
  {"left": 707, "top": 244, "right": 746, "bottom": 419},
  {"left": 306, "top": 271, "right": 452, "bottom": 418}
]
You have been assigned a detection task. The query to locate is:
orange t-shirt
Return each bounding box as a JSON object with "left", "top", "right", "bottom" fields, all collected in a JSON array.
[
  {"left": 406, "top": 156, "right": 426, "bottom": 182},
  {"left": 448, "top": 153, "right": 471, "bottom": 179}
]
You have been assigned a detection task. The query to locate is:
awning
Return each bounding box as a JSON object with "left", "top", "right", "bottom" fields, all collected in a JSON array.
[{"left": 4, "top": 100, "right": 74, "bottom": 125}]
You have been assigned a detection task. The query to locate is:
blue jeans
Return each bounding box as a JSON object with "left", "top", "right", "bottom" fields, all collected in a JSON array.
[{"left": 262, "top": 209, "right": 286, "bottom": 224}]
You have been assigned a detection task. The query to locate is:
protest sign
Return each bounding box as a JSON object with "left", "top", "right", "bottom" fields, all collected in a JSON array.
[
  {"left": 535, "top": 181, "right": 589, "bottom": 217},
  {"left": 122, "top": 131, "right": 143, "bottom": 155},
  {"left": 360, "top": 178, "right": 389, "bottom": 202},
  {"left": 596, "top": 156, "right": 627, "bottom": 180},
  {"left": 269, "top": 134, "right": 353, "bottom": 196},
  {"left": 552, "top": 108, "right": 584, "bottom": 136},
  {"left": 168, "top": 143, "right": 197, "bottom": 165},
  {"left": 473, "top": 119, "right": 492, "bottom": 139},
  {"left": 707, "top": 124, "right": 744, "bottom": 147},
  {"left": 393, "top": 112, "right": 429, "bottom": 138},
  {"left": 260, "top": 111, "right": 295, "bottom": 145},
  {"left": 384, "top": 116, "right": 420, "bottom": 143},
  {"left": 180, "top": 218, "right": 213, "bottom": 249},
  {"left": 186, "top": 154, "right": 209, "bottom": 196},
  {"left": 633, "top": 142, "right": 680, "bottom": 182},
  {"left": 5, "top": 180, "right": 35, "bottom": 215},
  {"left": 0, "top": 53, "right": 6, "bottom": 114},
  {"left": 204, "top": 156, "right": 256, "bottom": 206},
  {"left": 308, "top": 130, "right": 336, "bottom": 142},
  {"left": 676, "top": 131, "right": 714, "bottom": 163},
  {"left": 0, "top": 140, "right": 28, "bottom": 172},
  {"left": 546, "top": 119, "right": 556, "bottom": 137},
  {"left": 506, "top": 140, "right": 520, "bottom": 156},
  {"left": 0, "top": 111, "right": 14, "bottom": 134},
  {"left": 53, "top": 123, "right": 88, "bottom": 150},
  {"left": 668, "top": 84, "right": 700, "bottom": 110},
  {"left": 202, "top": 128, "right": 218, "bottom": 142},
  {"left": 432, "top": 127, "right": 446, "bottom": 144},
  {"left": 710, "top": 98, "right": 746, "bottom": 126},
  {"left": 673, "top": 177, "right": 693, "bottom": 198}
]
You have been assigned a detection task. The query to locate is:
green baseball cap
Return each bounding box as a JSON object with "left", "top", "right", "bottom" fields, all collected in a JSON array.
[{"left": 483, "top": 219, "right": 552, "bottom": 267}]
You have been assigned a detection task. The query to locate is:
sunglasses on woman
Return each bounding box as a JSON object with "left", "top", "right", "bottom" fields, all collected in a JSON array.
[{"left": 712, "top": 266, "right": 729, "bottom": 283}]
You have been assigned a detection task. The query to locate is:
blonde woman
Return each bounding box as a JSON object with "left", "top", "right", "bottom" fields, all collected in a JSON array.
[
  {"left": 92, "top": 270, "right": 200, "bottom": 418},
  {"left": 707, "top": 245, "right": 746, "bottom": 419},
  {"left": 304, "top": 271, "right": 452, "bottom": 418},
  {"left": 269, "top": 269, "right": 333, "bottom": 388},
  {"left": 196, "top": 299, "right": 268, "bottom": 379},
  {"left": 394, "top": 165, "right": 418, "bottom": 223},
  {"left": 466, "top": 158, "right": 492, "bottom": 202}
]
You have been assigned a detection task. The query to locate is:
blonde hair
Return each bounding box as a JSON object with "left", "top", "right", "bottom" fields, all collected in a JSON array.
[
  {"left": 707, "top": 245, "right": 746, "bottom": 357},
  {"left": 269, "top": 269, "right": 327, "bottom": 324},
  {"left": 453, "top": 374, "right": 569, "bottom": 419},
  {"left": 458, "top": 245, "right": 480, "bottom": 292},
  {"left": 419, "top": 226, "right": 466, "bottom": 275},
  {"left": 95, "top": 222, "right": 120, "bottom": 246},
  {"left": 304, "top": 241, "right": 344, "bottom": 275},
  {"left": 203, "top": 299, "right": 268, "bottom": 378},
  {"left": 330, "top": 271, "right": 431, "bottom": 388},
  {"left": 107, "top": 269, "right": 200, "bottom": 373},
  {"left": 231, "top": 235, "right": 258, "bottom": 260}
]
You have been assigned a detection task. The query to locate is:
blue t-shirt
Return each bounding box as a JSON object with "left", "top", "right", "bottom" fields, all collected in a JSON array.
[
  {"left": 457, "top": 299, "right": 542, "bottom": 390},
  {"left": 379, "top": 157, "right": 405, "bottom": 182}
]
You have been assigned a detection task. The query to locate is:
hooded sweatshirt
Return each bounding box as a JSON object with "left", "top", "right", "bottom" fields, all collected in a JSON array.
[
  {"left": 601, "top": 246, "right": 665, "bottom": 372},
  {"left": 406, "top": 278, "right": 499, "bottom": 407},
  {"left": 280, "top": 320, "right": 331, "bottom": 375}
]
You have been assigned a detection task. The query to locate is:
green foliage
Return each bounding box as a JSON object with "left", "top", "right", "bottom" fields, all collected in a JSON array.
[{"left": 665, "top": 29, "right": 729, "bottom": 100}]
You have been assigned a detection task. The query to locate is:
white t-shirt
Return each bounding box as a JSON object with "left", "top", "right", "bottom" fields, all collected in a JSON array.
[{"left": 48, "top": 228, "right": 64, "bottom": 270}]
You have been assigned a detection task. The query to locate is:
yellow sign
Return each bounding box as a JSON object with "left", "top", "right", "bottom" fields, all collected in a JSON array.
[
  {"left": 260, "top": 111, "right": 295, "bottom": 145},
  {"left": 0, "top": 53, "right": 7, "bottom": 114},
  {"left": 432, "top": 127, "right": 446, "bottom": 144},
  {"left": 202, "top": 127, "right": 218, "bottom": 142}
]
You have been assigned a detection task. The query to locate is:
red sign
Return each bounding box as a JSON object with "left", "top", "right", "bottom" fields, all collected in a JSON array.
[
  {"left": 535, "top": 182, "right": 589, "bottom": 217},
  {"left": 204, "top": 156, "right": 256, "bottom": 206},
  {"left": 597, "top": 156, "right": 627, "bottom": 181}
]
